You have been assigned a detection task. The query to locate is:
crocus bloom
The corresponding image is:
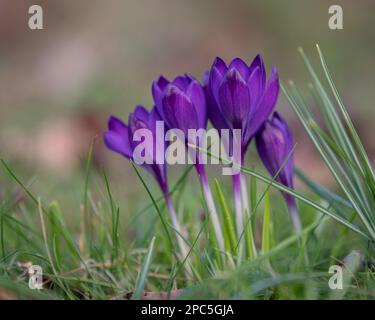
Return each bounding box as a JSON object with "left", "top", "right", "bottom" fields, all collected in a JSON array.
[
  {"left": 103, "top": 106, "right": 191, "bottom": 270},
  {"left": 256, "top": 112, "right": 302, "bottom": 232},
  {"left": 153, "top": 74, "right": 207, "bottom": 137},
  {"left": 206, "top": 55, "right": 279, "bottom": 158},
  {"left": 205, "top": 55, "right": 279, "bottom": 250},
  {"left": 103, "top": 106, "right": 168, "bottom": 193},
  {"left": 152, "top": 74, "right": 225, "bottom": 252}
]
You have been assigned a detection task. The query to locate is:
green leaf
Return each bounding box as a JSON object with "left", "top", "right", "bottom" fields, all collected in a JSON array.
[
  {"left": 132, "top": 236, "right": 156, "bottom": 300},
  {"left": 261, "top": 191, "right": 271, "bottom": 253},
  {"left": 214, "top": 179, "right": 237, "bottom": 254}
]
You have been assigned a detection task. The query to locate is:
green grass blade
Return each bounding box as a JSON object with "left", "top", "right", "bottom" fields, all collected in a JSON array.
[
  {"left": 214, "top": 179, "right": 237, "bottom": 254},
  {"left": 132, "top": 236, "right": 156, "bottom": 300},
  {"left": 261, "top": 191, "right": 271, "bottom": 253}
]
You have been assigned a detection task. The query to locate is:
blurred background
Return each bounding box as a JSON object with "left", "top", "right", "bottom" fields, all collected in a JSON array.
[{"left": 0, "top": 0, "right": 374, "bottom": 214}]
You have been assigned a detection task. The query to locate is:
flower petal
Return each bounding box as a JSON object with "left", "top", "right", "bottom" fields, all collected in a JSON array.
[
  {"left": 104, "top": 116, "right": 132, "bottom": 158},
  {"left": 229, "top": 57, "right": 250, "bottom": 80},
  {"left": 212, "top": 56, "right": 228, "bottom": 74},
  {"left": 162, "top": 85, "right": 199, "bottom": 134},
  {"left": 245, "top": 67, "right": 279, "bottom": 140},
  {"left": 187, "top": 80, "right": 207, "bottom": 129},
  {"left": 272, "top": 112, "right": 294, "bottom": 184},
  {"left": 108, "top": 115, "right": 128, "bottom": 134},
  {"left": 152, "top": 76, "right": 170, "bottom": 120},
  {"left": 133, "top": 105, "right": 150, "bottom": 123},
  {"left": 247, "top": 66, "right": 263, "bottom": 111},
  {"left": 218, "top": 68, "right": 251, "bottom": 128},
  {"left": 203, "top": 71, "right": 228, "bottom": 131},
  {"left": 209, "top": 65, "right": 224, "bottom": 106},
  {"left": 256, "top": 121, "right": 284, "bottom": 175},
  {"left": 249, "top": 54, "right": 266, "bottom": 91},
  {"left": 255, "top": 112, "right": 294, "bottom": 188},
  {"left": 172, "top": 75, "right": 192, "bottom": 91},
  {"left": 149, "top": 106, "right": 165, "bottom": 162}
]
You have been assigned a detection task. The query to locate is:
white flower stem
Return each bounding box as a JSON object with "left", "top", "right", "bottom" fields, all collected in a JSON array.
[
  {"left": 286, "top": 195, "right": 308, "bottom": 265},
  {"left": 239, "top": 172, "right": 257, "bottom": 258},
  {"left": 198, "top": 166, "right": 225, "bottom": 254},
  {"left": 286, "top": 195, "right": 302, "bottom": 234},
  {"left": 233, "top": 174, "right": 244, "bottom": 238},
  {"left": 164, "top": 192, "right": 193, "bottom": 277}
]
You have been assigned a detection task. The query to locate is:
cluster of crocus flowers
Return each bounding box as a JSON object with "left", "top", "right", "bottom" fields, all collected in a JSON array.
[{"left": 104, "top": 54, "right": 302, "bottom": 265}]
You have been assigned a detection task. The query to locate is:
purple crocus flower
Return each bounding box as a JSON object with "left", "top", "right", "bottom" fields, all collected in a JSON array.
[
  {"left": 204, "top": 55, "right": 278, "bottom": 248},
  {"left": 152, "top": 74, "right": 225, "bottom": 252},
  {"left": 103, "top": 105, "right": 168, "bottom": 193},
  {"left": 153, "top": 74, "right": 207, "bottom": 136},
  {"left": 103, "top": 105, "right": 191, "bottom": 269},
  {"left": 153, "top": 74, "right": 210, "bottom": 169},
  {"left": 206, "top": 55, "right": 279, "bottom": 158},
  {"left": 256, "top": 112, "right": 302, "bottom": 232}
]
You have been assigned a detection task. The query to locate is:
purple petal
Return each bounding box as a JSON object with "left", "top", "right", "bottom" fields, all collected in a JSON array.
[
  {"left": 172, "top": 75, "right": 192, "bottom": 91},
  {"left": 207, "top": 93, "right": 229, "bottom": 131},
  {"left": 147, "top": 106, "right": 162, "bottom": 133},
  {"left": 249, "top": 54, "right": 266, "bottom": 91},
  {"left": 203, "top": 73, "right": 229, "bottom": 131},
  {"left": 272, "top": 112, "right": 294, "bottom": 184},
  {"left": 245, "top": 67, "right": 279, "bottom": 140},
  {"left": 202, "top": 70, "right": 209, "bottom": 86},
  {"left": 152, "top": 76, "right": 170, "bottom": 120},
  {"left": 218, "top": 68, "right": 251, "bottom": 128},
  {"left": 247, "top": 66, "right": 263, "bottom": 112},
  {"left": 156, "top": 75, "right": 169, "bottom": 91},
  {"left": 229, "top": 57, "right": 250, "bottom": 80},
  {"left": 256, "top": 112, "right": 294, "bottom": 188},
  {"left": 103, "top": 131, "right": 130, "bottom": 158},
  {"left": 162, "top": 85, "right": 199, "bottom": 134},
  {"left": 108, "top": 115, "right": 128, "bottom": 134},
  {"left": 187, "top": 80, "right": 207, "bottom": 129},
  {"left": 256, "top": 122, "right": 285, "bottom": 176},
  {"left": 209, "top": 66, "right": 224, "bottom": 106},
  {"left": 104, "top": 116, "right": 132, "bottom": 158},
  {"left": 212, "top": 57, "right": 228, "bottom": 75},
  {"left": 149, "top": 106, "right": 166, "bottom": 162},
  {"left": 133, "top": 105, "right": 150, "bottom": 123}
]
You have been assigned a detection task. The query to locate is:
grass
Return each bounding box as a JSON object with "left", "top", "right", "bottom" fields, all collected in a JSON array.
[{"left": 0, "top": 46, "right": 374, "bottom": 300}]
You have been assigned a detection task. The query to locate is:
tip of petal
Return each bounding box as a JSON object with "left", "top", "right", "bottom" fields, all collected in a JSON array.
[
  {"left": 270, "top": 66, "right": 278, "bottom": 77},
  {"left": 213, "top": 56, "right": 225, "bottom": 65},
  {"left": 223, "top": 67, "right": 246, "bottom": 84},
  {"left": 212, "top": 56, "right": 227, "bottom": 74},
  {"left": 164, "top": 83, "right": 181, "bottom": 96},
  {"left": 273, "top": 111, "right": 282, "bottom": 120},
  {"left": 229, "top": 57, "right": 248, "bottom": 68},
  {"left": 156, "top": 75, "right": 169, "bottom": 88},
  {"left": 163, "top": 84, "right": 192, "bottom": 106},
  {"left": 249, "top": 54, "right": 265, "bottom": 77},
  {"left": 250, "top": 54, "right": 263, "bottom": 66},
  {"left": 230, "top": 57, "right": 246, "bottom": 63},
  {"left": 108, "top": 115, "right": 127, "bottom": 131},
  {"left": 184, "top": 73, "right": 196, "bottom": 81},
  {"left": 271, "top": 111, "right": 287, "bottom": 129},
  {"left": 254, "top": 53, "right": 263, "bottom": 61},
  {"left": 202, "top": 70, "right": 209, "bottom": 86},
  {"left": 134, "top": 104, "right": 148, "bottom": 114}
]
